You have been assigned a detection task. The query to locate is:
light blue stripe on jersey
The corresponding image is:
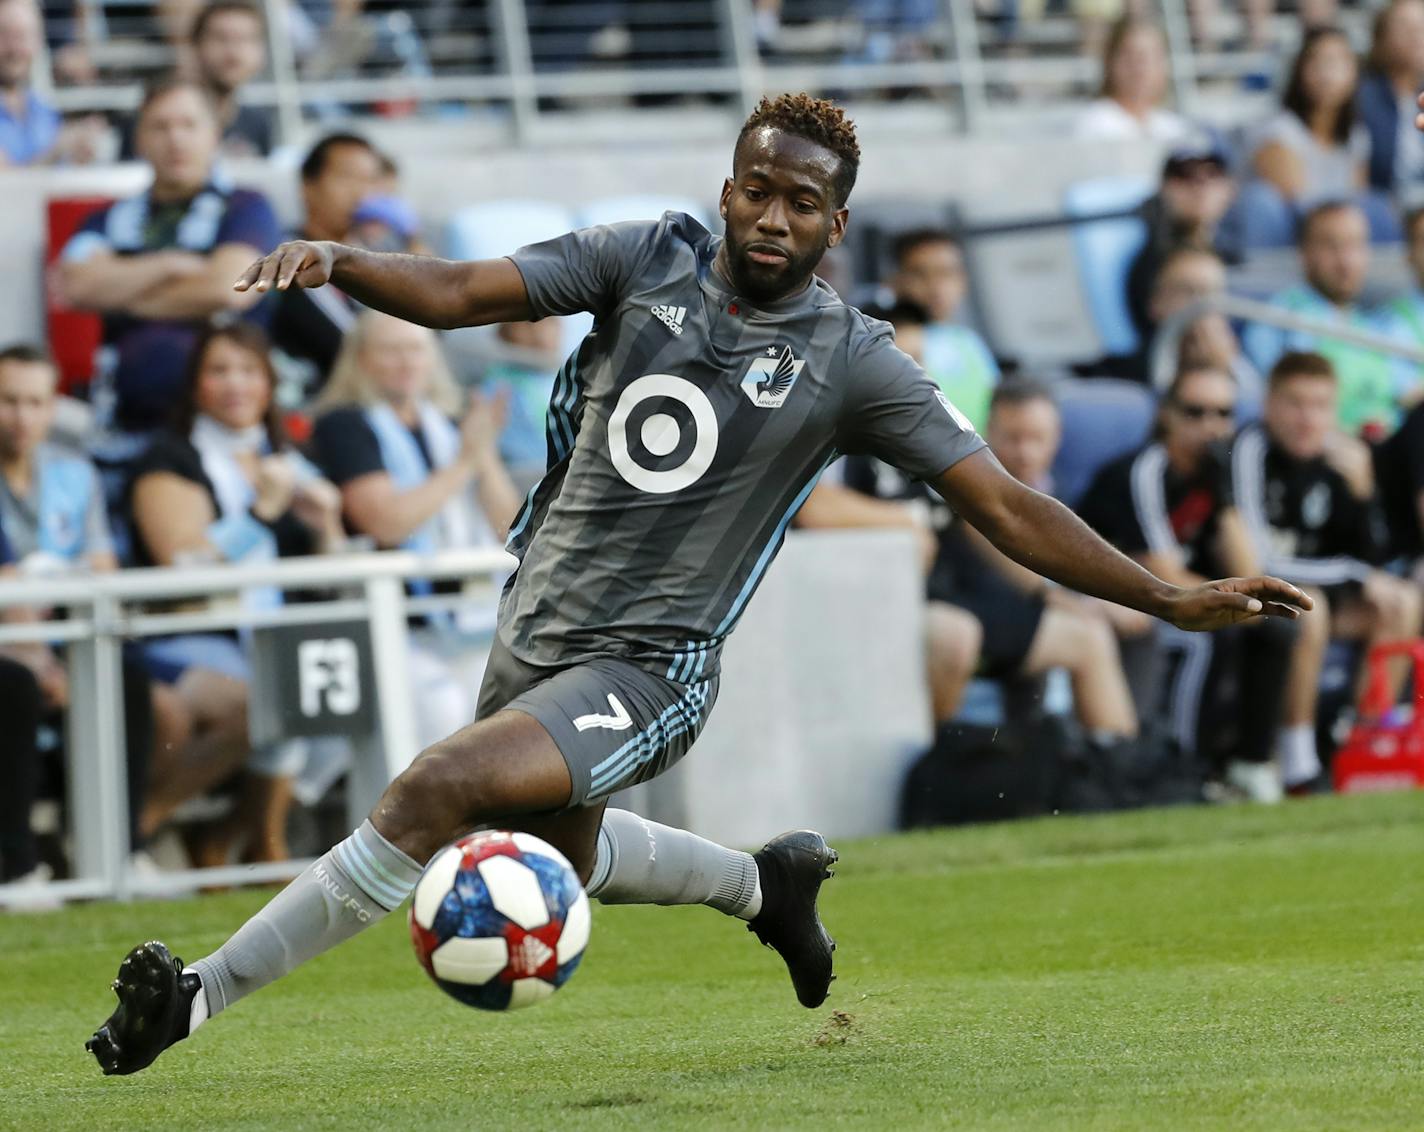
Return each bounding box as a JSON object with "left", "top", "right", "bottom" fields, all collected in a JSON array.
[
  {"left": 504, "top": 481, "right": 541, "bottom": 551},
  {"left": 588, "top": 680, "right": 709, "bottom": 794},
  {"left": 332, "top": 839, "right": 407, "bottom": 911},
  {"left": 547, "top": 354, "right": 580, "bottom": 461},
  {"left": 712, "top": 451, "right": 837, "bottom": 638}
]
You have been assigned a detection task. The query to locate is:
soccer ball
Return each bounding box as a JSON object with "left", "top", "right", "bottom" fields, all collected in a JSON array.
[{"left": 409, "top": 830, "right": 591, "bottom": 1011}]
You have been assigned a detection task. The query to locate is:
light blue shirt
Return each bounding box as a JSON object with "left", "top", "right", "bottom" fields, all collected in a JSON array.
[{"left": 0, "top": 89, "right": 60, "bottom": 165}]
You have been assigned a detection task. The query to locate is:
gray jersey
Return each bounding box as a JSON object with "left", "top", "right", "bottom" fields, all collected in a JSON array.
[{"left": 502, "top": 211, "right": 985, "bottom": 681}]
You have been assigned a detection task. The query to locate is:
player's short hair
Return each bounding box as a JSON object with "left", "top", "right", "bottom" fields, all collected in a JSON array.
[
  {"left": 191, "top": 0, "right": 264, "bottom": 43},
  {"left": 735, "top": 93, "right": 860, "bottom": 208},
  {"left": 862, "top": 300, "right": 930, "bottom": 329},
  {"left": 989, "top": 377, "right": 1057, "bottom": 416},
  {"left": 1268, "top": 350, "right": 1337, "bottom": 389},
  {"left": 137, "top": 74, "right": 219, "bottom": 123},
  {"left": 301, "top": 132, "right": 377, "bottom": 183},
  {"left": 1298, "top": 199, "right": 1361, "bottom": 245},
  {"left": 0, "top": 343, "right": 53, "bottom": 368},
  {"left": 891, "top": 228, "right": 959, "bottom": 268}
]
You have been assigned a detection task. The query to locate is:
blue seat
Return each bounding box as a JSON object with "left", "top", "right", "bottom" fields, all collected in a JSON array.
[
  {"left": 1063, "top": 176, "right": 1154, "bottom": 357},
  {"left": 1050, "top": 378, "right": 1158, "bottom": 509},
  {"left": 575, "top": 196, "right": 710, "bottom": 231},
  {"left": 443, "top": 200, "right": 576, "bottom": 263}
]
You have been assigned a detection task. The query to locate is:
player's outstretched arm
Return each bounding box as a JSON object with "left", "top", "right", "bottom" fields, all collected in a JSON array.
[
  {"left": 232, "top": 241, "right": 534, "bottom": 330},
  {"left": 933, "top": 449, "right": 1313, "bottom": 631}
]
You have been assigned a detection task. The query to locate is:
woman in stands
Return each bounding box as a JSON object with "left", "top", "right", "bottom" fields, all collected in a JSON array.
[
  {"left": 310, "top": 310, "right": 520, "bottom": 749},
  {"left": 1075, "top": 16, "right": 1190, "bottom": 143},
  {"left": 128, "top": 324, "right": 347, "bottom": 865},
  {"left": 1245, "top": 27, "right": 1379, "bottom": 244},
  {"left": 1356, "top": 0, "right": 1424, "bottom": 197}
]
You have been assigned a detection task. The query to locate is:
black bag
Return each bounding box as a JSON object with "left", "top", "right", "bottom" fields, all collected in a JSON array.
[{"left": 899, "top": 718, "right": 1063, "bottom": 828}]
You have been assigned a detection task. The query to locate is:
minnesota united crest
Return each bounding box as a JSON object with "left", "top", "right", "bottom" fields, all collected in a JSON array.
[{"left": 741, "top": 345, "right": 805, "bottom": 409}]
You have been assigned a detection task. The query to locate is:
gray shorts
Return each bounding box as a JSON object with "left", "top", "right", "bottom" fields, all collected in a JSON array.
[{"left": 476, "top": 636, "right": 720, "bottom": 808}]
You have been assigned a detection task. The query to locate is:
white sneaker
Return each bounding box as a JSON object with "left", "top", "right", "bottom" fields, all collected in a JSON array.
[
  {"left": 1226, "top": 760, "right": 1284, "bottom": 805},
  {"left": 1, "top": 862, "right": 61, "bottom": 912}
]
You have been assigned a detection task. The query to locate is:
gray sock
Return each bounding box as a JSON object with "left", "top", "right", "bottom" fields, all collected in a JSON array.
[
  {"left": 587, "top": 808, "right": 762, "bottom": 919},
  {"left": 189, "top": 820, "right": 421, "bottom": 1019}
]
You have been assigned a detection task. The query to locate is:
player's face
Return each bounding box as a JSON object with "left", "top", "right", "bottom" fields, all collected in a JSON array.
[
  {"left": 1163, "top": 369, "right": 1235, "bottom": 462},
  {"left": 1265, "top": 374, "right": 1336, "bottom": 461},
  {"left": 719, "top": 128, "right": 848, "bottom": 303},
  {"left": 986, "top": 398, "right": 1060, "bottom": 487},
  {"left": 361, "top": 314, "right": 435, "bottom": 404},
  {"left": 0, "top": 0, "right": 40, "bottom": 89},
  {"left": 195, "top": 337, "right": 272, "bottom": 430},
  {"left": 894, "top": 241, "right": 966, "bottom": 324},
  {"left": 137, "top": 88, "right": 220, "bottom": 192},
  {"left": 0, "top": 360, "right": 55, "bottom": 459},
  {"left": 1302, "top": 208, "right": 1370, "bottom": 305},
  {"left": 195, "top": 11, "right": 266, "bottom": 95}
]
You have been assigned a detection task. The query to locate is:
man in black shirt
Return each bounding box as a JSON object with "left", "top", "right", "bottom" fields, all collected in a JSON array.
[
  {"left": 1231, "top": 351, "right": 1420, "bottom": 785},
  {"left": 268, "top": 134, "right": 384, "bottom": 393},
  {"left": 1080, "top": 365, "right": 1319, "bottom": 800}
]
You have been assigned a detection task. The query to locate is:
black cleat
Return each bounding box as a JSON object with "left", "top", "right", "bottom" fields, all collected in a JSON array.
[
  {"left": 747, "top": 830, "right": 839, "bottom": 1008},
  {"left": 86, "top": 941, "right": 201, "bottom": 1076}
]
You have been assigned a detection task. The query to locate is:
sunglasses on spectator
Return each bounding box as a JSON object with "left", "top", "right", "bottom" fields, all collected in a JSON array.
[{"left": 1172, "top": 402, "right": 1234, "bottom": 420}]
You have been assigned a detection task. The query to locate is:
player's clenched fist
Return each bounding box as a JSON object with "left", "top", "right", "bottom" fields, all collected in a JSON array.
[{"left": 233, "top": 239, "right": 338, "bottom": 294}]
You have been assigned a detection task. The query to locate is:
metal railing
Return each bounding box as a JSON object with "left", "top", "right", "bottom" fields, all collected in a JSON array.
[
  {"left": 33, "top": 0, "right": 1296, "bottom": 146},
  {"left": 1150, "top": 294, "right": 1424, "bottom": 393},
  {"left": 0, "top": 546, "right": 513, "bottom": 907}
]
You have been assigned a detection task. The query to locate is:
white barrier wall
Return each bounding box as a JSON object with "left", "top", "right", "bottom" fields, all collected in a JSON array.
[{"left": 619, "top": 529, "right": 931, "bottom": 847}]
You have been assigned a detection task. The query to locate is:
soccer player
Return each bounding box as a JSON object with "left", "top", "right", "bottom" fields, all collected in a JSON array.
[{"left": 88, "top": 93, "right": 1310, "bottom": 1076}]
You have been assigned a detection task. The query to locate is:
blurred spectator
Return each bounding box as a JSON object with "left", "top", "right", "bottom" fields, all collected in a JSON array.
[
  {"left": 55, "top": 76, "right": 281, "bottom": 440},
  {"left": 0, "top": 0, "right": 104, "bottom": 166},
  {"left": 118, "top": 0, "right": 274, "bottom": 160},
  {"left": 1230, "top": 351, "right": 1421, "bottom": 783},
  {"left": 268, "top": 132, "right": 383, "bottom": 394},
  {"left": 1125, "top": 139, "right": 1241, "bottom": 342},
  {"left": 310, "top": 311, "right": 520, "bottom": 748},
  {"left": 0, "top": 345, "right": 158, "bottom": 884},
  {"left": 1242, "top": 202, "right": 1414, "bottom": 434},
  {"left": 128, "top": 325, "right": 345, "bottom": 863},
  {"left": 1374, "top": 395, "right": 1424, "bottom": 564},
  {"left": 1378, "top": 205, "right": 1424, "bottom": 354},
  {"left": 0, "top": 652, "right": 45, "bottom": 890},
  {"left": 1357, "top": 0, "right": 1424, "bottom": 199},
  {"left": 1075, "top": 16, "right": 1191, "bottom": 144},
  {"left": 1078, "top": 365, "right": 1318, "bottom": 802},
  {"left": 1242, "top": 27, "right": 1385, "bottom": 246},
  {"left": 348, "top": 194, "right": 420, "bottom": 254},
  {"left": 482, "top": 319, "right": 564, "bottom": 493},
  {"left": 888, "top": 233, "right": 999, "bottom": 431},
  {"left": 1129, "top": 247, "right": 1262, "bottom": 404},
  {"left": 844, "top": 378, "right": 1140, "bottom": 744}
]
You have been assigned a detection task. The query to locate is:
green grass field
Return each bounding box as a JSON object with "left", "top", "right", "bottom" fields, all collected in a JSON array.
[{"left": 3, "top": 793, "right": 1423, "bottom": 1132}]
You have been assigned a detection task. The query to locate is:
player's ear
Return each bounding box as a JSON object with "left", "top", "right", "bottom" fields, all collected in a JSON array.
[
  {"left": 719, "top": 178, "right": 733, "bottom": 220},
  {"left": 826, "top": 207, "right": 849, "bottom": 249}
]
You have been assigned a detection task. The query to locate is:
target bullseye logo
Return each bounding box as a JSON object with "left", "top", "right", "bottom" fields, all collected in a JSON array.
[{"left": 608, "top": 373, "right": 719, "bottom": 494}]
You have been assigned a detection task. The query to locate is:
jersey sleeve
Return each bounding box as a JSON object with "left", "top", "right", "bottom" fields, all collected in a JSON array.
[
  {"left": 837, "top": 324, "right": 986, "bottom": 481},
  {"left": 215, "top": 190, "right": 282, "bottom": 253},
  {"left": 507, "top": 219, "right": 663, "bottom": 321},
  {"left": 310, "top": 407, "right": 386, "bottom": 485}
]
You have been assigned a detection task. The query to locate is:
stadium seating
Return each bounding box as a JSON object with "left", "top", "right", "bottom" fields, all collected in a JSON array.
[
  {"left": 1062, "top": 176, "right": 1154, "bottom": 358},
  {"left": 1049, "top": 377, "right": 1157, "bottom": 509}
]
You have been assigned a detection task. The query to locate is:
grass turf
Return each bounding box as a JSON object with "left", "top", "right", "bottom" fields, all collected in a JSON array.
[{"left": 1, "top": 792, "right": 1422, "bottom": 1131}]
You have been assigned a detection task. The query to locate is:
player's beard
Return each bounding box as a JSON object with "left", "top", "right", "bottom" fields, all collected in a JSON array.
[{"left": 723, "top": 232, "right": 824, "bottom": 304}]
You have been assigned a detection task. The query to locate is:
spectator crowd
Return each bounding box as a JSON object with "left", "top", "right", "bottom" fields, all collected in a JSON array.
[{"left": 6, "top": 1, "right": 1424, "bottom": 900}]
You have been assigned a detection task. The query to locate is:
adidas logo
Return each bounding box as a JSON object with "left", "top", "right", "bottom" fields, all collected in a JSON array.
[{"left": 651, "top": 304, "right": 686, "bottom": 336}]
